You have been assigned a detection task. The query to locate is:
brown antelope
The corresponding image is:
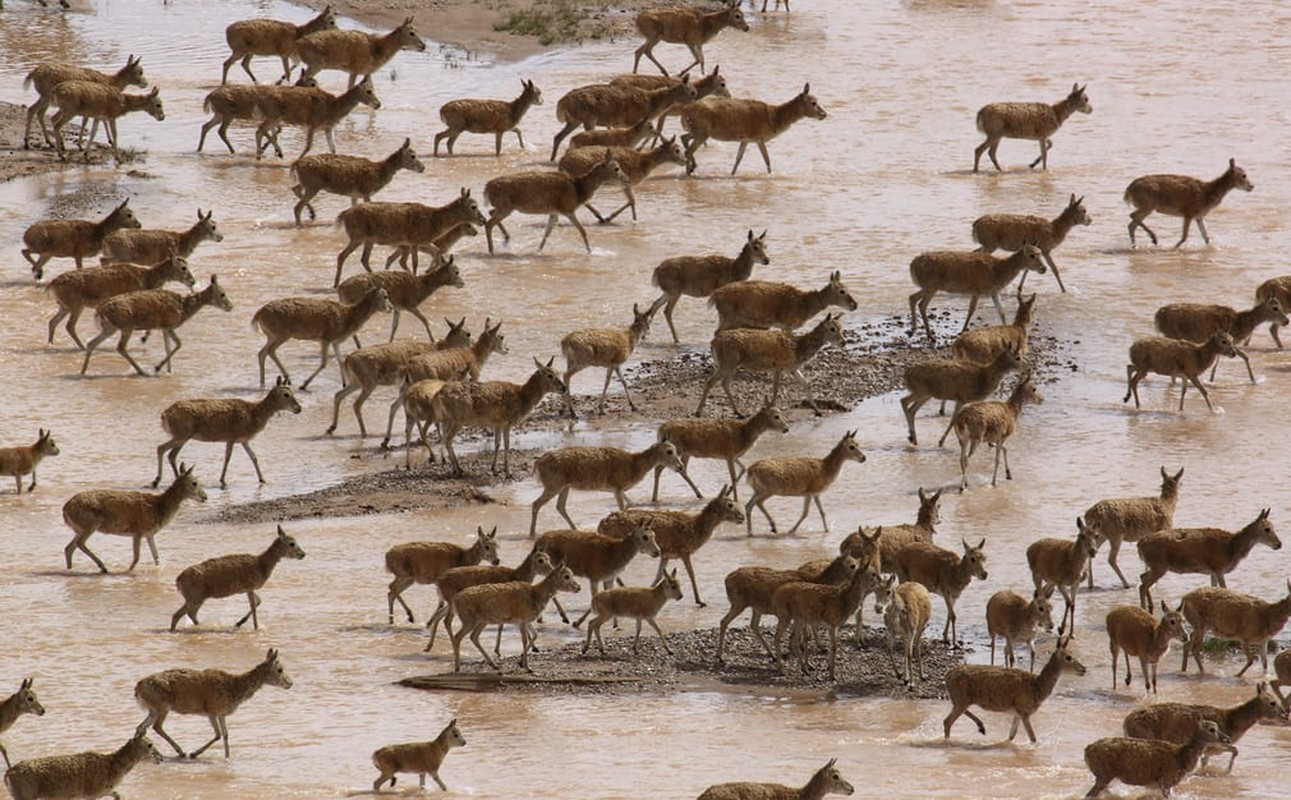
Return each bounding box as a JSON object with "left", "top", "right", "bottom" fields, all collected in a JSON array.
[
  {"left": 558, "top": 137, "right": 688, "bottom": 223},
  {"left": 908, "top": 245, "right": 1046, "bottom": 340},
  {"left": 1082, "top": 466, "right": 1184, "bottom": 590},
  {"left": 372, "top": 718, "right": 466, "bottom": 793},
  {"left": 79, "top": 277, "right": 233, "bottom": 376},
  {"left": 0, "top": 678, "right": 44, "bottom": 769},
  {"left": 943, "top": 636, "right": 1087, "bottom": 743},
  {"left": 743, "top": 430, "right": 866, "bottom": 536},
  {"left": 710, "top": 271, "right": 856, "bottom": 331},
  {"left": 650, "top": 401, "right": 788, "bottom": 502},
  {"left": 220, "top": 5, "right": 336, "bottom": 84},
  {"left": 972, "top": 194, "right": 1091, "bottom": 292},
  {"left": 696, "top": 313, "right": 846, "bottom": 417},
  {"left": 46, "top": 255, "right": 195, "bottom": 348},
  {"left": 1025, "top": 518, "right": 1100, "bottom": 635},
  {"left": 334, "top": 189, "right": 487, "bottom": 285},
  {"left": 1154, "top": 296, "right": 1286, "bottom": 383},
  {"left": 0, "top": 429, "right": 59, "bottom": 495},
  {"left": 62, "top": 463, "right": 207, "bottom": 573},
  {"left": 483, "top": 151, "right": 628, "bottom": 254},
  {"left": 101, "top": 209, "right": 223, "bottom": 266},
  {"left": 1084, "top": 720, "right": 1229, "bottom": 799},
  {"left": 632, "top": 1, "right": 750, "bottom": 77},
  {"left": 1137, "top": 508, "right": 1280, "bottom": 612},
  {"left": 252, "top": 287, "right": 393, "bottom": 390},
  {"left": 681, "top": 84, "right": 828, "bottom": 175},
  {"left": 252, "top": 76, "right": 382, "bottom": 159},
  {"left": 561, "top": 302, "right": 656, "bottom": 416},
  {"left": 3, "top": 734, "right": 163, "bottom": 800},
  {"left": 895, "top": 537, "right": 989, "bottom": 647},
  {"left": 50, "top": 83, "right": 164, "bottom": 164},
  {"left": 1125, "top": 158, "right": 1254, "bottom": 247},
  {"left": 529, "top": 440, "right": 685, "bottom": 536},
  {"left": 154, "top": 377, "right": 303, "bottom": 489},
  {"left": 170, "top": 525, "right": 306, "bottom": 631},
  {"left": 22, "top": 199, "right": 140, "bottom": 280},
  {"left": 295, "top": 16, "right": 426, "bottom": 87},
  {"left": 24, "top": 55, "right": 147, "bottom": 149},
  {"left": 549, "top": 78, "right": 697, "bottom": 161},
  {"left": 652, "top": 229, "right": 769, "bottom": 343},
  {"left": 973, "top": 83, "right": 1091, "bottom": 172},
  {"left": 434, "top": 79, "right": 543, "bottom": 156},
  {"left": 290, "top": 138, "right": 425, "bottom": 225},
  {"left": 1124, "top": 331, "right": 1239, "bottom": 412},
  {"left": 1180, "top": 581, "right": 1291, "bottom": 676}
]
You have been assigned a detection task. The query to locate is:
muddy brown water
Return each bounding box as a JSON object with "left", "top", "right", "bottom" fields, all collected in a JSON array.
[{"left": 1, "top": 1, "right": 1290, "bottom": 797}]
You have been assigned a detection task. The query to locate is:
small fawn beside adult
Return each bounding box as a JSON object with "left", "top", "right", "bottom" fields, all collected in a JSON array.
[{"left": 0, "top": 429, "right": 59, "bottom": 495}]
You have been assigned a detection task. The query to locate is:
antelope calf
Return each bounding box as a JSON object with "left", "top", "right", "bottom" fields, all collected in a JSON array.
[
  {"left": 1154, "top": 296, "right": 1286, "bottom": 383},
  {"left": 1137, "top": 508, "right": 1280, "bottom": 611},
  {"left": 23, "top": 56, "right": 147, "bottom": 149},
  {"left": 1125, "top": 330, "right": 1244, "bottom": 412},
  {"left": 47, "top": 255, "right": 195, "bottom": 348},
  {"left": 680, "top": 84, "right": 828, "bottom": 175},
  {"left": 170, "top": 524, "right": 305, "bottom": 631},
  {"left": 985, "top": 586, "right": 1055, "bottom": 671},
  {"left": 528, "top": 439, "right": 685, "bottom": 536},
  {"left": 1025, "top": 518, "right": 1100, "bottom": 635},
  {"left": 1180, "top": 581, "right": 1291, "bottom": 676},
  {"left": 973, "top": 83, "right": 1091, "bottom": 172},
  {"left": 289, "top": 137, "right": 425, "bottom": 225},
  {"left": 972, "top": 194, "right": 1091, "bottom": 292},
  {"left": 1083, "top": 466, "right": 1184, "bottom": 590},
  {"left": 943, "top": 636, "right": 1086, "bottom": 743},
  {"left": 561, "top": 301, "right": 656, "bottom": 416},
  {"left": 50, "top": 82, "right": 164, "bottom": 164},
  {"left": 633, "top": 1, "right": 749, "bottom": 76},
  {"left": 710, "top": 270, "right": 856, "bottom": 331},
  {"left": 102, "top": 209, "right": 223, "bottom": 267},
  {"left": 0, "top": 429, "right": 59, "bottom": 495},
  {"left": 483, "top": 151, "right": 628, "bottom": 254},
  {"left": 952, "top": 371, "right": 1045, "bottom": 490},
  {"left": 894, "top": 537, "right": 989, "bottom": 647},
  {"left": 1106, "top": 602, "right": 1187, "bottom": 694},
  {"left": 434, "top": 79, "right": 543, "bottom": 156},
  {"left": 582, "top": 569, "right": 685, "bottom": 657},
  {"left": 62, "top": 463, "right": 207, "bottom": 573},
  {"left": 155, "top": 377, "right": 301, "bottom": 489},
  {"left": 252, "top": 287, "right": 393, "bottom": 389},
  {"left": 372, "top": 718, "right": 466, "bottom": 793},
  {"left": 220, "top": 5, "right": 336, "bottom": 84},
  {"left": 296, "top": 16, "right": 426, "bottom": 87},
  {"left": 22, "top": 198, "right": 140, "bottom": 280},
  {"left": 652, "top": 229, "right": 769, "bottom": 343},
  {"left": 134, "top": 648, "right": 292, "bottom": 759},
  {"left": 0, "top": 678, "right": 45, "bottom": 769},
  {"left": 743, "top": 430, "right": 866, "bottom": 536},
  {"left": 696, "top": 312, "right": 846, "bottom": 417},
  {"left": 908, "top": 245, "right": 1046, "bottom": 340},
  {"left": 80, "top": 276, "right": 234, "bottom": 376},
  {"left": 650, "top": 400, "right": 788, "bottom": 501},
  {"left": 1125, "top": 158, "right": 1254, "bottom": 247}
]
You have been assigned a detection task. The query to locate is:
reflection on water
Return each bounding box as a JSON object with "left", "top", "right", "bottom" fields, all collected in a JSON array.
[{"left": 1, "top": 0, "right": 1290, "bottom": 797}]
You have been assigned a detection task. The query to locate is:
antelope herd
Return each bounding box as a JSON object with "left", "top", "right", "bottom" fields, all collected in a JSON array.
[{"left": 7, "top": 1, "right": 1291, "bottom": 799}]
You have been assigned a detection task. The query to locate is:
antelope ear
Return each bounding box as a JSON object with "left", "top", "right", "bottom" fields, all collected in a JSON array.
[
  {"left": 150, "top": 86, "right": 160, "bottom": 97},
  {"left": 402, "top": 137, "right": 411, "bottom": 148},
  {"left": 1072, "top": 82, "right": 1080, "bottom": 93},
  {"left": 461, "top": 187, "right": 470, "bottom": 197},
  {"left": 747, "top": 230, "right": 754, "bottom": 242},
  {"left": 1230, "top": 157, "right": 1236, "bottom": 169},
  {"left": 545, "top": 356, "right": 556, "bottom": 368},
  {"left": 277, "top": 524, "right": 286, "bottom": 537}
]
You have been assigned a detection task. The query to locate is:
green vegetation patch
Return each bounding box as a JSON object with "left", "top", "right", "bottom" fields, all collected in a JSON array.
[{"left": 494, "top": 1, "right": 621, "bottom": 46}]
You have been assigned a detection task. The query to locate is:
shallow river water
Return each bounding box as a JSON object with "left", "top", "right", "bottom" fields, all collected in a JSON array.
[{"left": 1, "top": 0, "right": 1290, "bottom": 797}]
